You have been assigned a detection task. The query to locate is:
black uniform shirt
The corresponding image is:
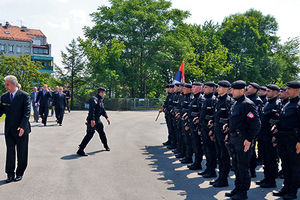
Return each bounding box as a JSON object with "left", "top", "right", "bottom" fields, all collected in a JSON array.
[{"left": 229, "top": 95, "right": 261, "bottom": 141}]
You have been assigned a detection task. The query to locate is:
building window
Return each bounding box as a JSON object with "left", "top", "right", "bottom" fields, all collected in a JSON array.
[
  {"left": 16, "top": 47, "right": 21, "bottom": 53},
  {"left": 0, "top": 45, "right": 5, "bottom": 52},
  {"left": 9, "top": 45, "right": 13, "bottom": 52},
  {"left": 33, "top": 47, "right": 49, "bottom": 55}
]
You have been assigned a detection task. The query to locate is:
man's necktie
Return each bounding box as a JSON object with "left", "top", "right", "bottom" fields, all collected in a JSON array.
[{"left": 10, "top": 93, "right": 13, "bottom": 102}]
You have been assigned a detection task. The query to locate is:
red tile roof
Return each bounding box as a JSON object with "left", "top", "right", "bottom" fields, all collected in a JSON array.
[{"left": 0, "top": 25, "right": 45, "bottom": 42}]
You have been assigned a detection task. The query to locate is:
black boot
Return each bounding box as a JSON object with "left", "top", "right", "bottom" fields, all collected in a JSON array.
[
  {"left": 77, "top": 148, "right": 88, "bottom": 156},
  {"left": 225, "top": 188, "right": 239, "bottom": 197},
  {"left": 213, "top": 178, "right": 229, "bottom": 187},
  {"left": 231, "top": 191, "right": 248, "bottom": 200}
]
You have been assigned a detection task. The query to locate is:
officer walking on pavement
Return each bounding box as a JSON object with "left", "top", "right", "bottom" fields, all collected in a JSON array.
[
  {"left": 77, "top": 87, "right": 111, "bottom": 156},
  {"left": 224, "top": 80, "right": 261, "bottom": 200}
]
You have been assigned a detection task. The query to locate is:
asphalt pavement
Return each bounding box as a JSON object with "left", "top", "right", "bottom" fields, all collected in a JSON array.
[{"left": 0, "top": 111, "right": 297, "bottom": 200}]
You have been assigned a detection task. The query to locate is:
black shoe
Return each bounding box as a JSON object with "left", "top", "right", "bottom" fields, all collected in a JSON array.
[
  {"left": 44, "top": 123, "right": 47, "bottom": 126},
  {"left": 231, "top": 192, "right": 248, "bottom": 200},
  {"left": 175, "top": 154, "right": 184, "bottom": 159},
  {"left": 105, "top": 147, "right": 110, "bottom": 151},
  {"left": 181, "top": 159, "right": 193, "bottom": 164},
  {"left": 282, "top": 193, "right": 297, "bottom": 200},
  {"left": 14, "top": 176, "right": 22, "bottom": 182},
  {"left": 77, "top": 149, "right": 88, "bottom": 156},
  {"left": 209, "top": 177, "right": 220, "bottom": 185},
  {"left": 189, "top": 165, "right": 202, "bottom": 170},
  {"left": 260, "top": 182, "right": 276, "bottom": 188},
  {"left": 198, "top": 170, "right": 209, "bottom": 176},
  {"left": 213, "top": 179, "right": 229, "bottom": 187},
  {"left": 6, "top": 175, "right": 14, "bottom": 183},
  {"left": 225, "top": 188, "right": 239, "bottom": 197},
  {"left": 163, "top": 141, "right": 170, "bottom": 146},
  {"left": 255, "top": 179, "right": 266, "bottom": 185},
  {"left": 202, "top": 172, "right": 217, "bottom": 178},
  {"left": 273, "top": 189, "right": 288, "bottom": 197},
  {"left": 59, "top": 124, "right": 62, "bottom": 126}
]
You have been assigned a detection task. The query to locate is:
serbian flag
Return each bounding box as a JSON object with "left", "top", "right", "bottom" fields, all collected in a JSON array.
[{"left": 172, "top": 61, "right": 185, "bottom": 84}]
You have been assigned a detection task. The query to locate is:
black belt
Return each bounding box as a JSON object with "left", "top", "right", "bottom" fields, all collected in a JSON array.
[
  {"left": 229, "top": 130, "right": 241, "bottom": 137},
  {"left": 191, "top": 112, "right": 199, "bottom": 117}
]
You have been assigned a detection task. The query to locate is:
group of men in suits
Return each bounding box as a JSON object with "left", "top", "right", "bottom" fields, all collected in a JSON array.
[{"left": 31, "top": 85, "right": 68, "bottom": 126}]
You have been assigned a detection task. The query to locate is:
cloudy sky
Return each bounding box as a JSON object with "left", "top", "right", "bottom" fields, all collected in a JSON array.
[{"left": 1, "top": 0, "right": 299, "bottom": 67}]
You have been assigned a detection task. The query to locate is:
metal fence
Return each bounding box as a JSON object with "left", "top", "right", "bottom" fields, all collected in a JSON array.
[{"left": 100, "top": 98, "right": 164, "bottom": 111}]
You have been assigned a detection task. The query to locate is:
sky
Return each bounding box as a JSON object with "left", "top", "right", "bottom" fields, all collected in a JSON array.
[{"left": 1, "top": 0, "right": 299, "bottom": 67}]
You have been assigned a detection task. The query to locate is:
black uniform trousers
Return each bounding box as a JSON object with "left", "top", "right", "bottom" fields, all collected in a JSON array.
[
  {"left": 201, "top": 126, "right": 217, "bottom": 172},
  {"left": 228, "top": 136, "right": 253, "bottom": 193},
  {"left": 249, "top": 140, "right": 257, "bottom": 174},
  {"left": 79, "top": 121, "right": 108, "bottom": 150},
  {"left": 278, "top": 134, "right": 300, "bottom": 195},
  {"left": 39, "top": 105, "right": 49, "bottom": 124},
  {"left": 261, "top": 138, "right": 278, "bottom": 183},
  {"left": 215, "top": 127, "right": 230, "bottom": 178},
  {"left": 165, "top": 114, "right": 175, "bottom": 147},
  {"left": 5, "top": 131, "right": 29, "bottom": 177},
  {"left": 191, "top": 130, "right": 203, "bottom": 166},
  {"left": 55, "top": 107, "right": 65, "bottom": 124},
  {"left": 176, "top": 119, "right": 185, "bottom": 155},
  {"left": 184, "top": 130, "right": 193, "bottom": 160}
]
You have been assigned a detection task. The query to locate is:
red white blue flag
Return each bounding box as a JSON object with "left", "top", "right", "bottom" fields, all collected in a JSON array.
[{"left": 172, "top": 61, "right": 185, "bottom": 84}]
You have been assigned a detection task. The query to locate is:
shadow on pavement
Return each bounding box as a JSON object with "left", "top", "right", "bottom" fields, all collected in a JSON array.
[
  {"left": 142, "top": 145, "right": 282, "bottom": 200},
  {"left": 61, "top": 150, "right": 105, "bottom": 160},
  {"left": 0, "top": 180, "right": 7, "bottom": 186}
]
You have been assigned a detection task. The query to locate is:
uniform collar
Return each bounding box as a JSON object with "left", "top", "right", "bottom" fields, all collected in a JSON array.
[
  {"left": 247, "top": 93, "right": 257, "bottom": 99},
  {"left": 289, "top": 96, "right": 299, "bottom": 103},
  {"left": 218, "top": 93, "right": 228, "bottom": 100},
  {"left": 204, "top": 92, "right": 213, "bottom": 98},
  {"left": 268, "top": 96, "right": 278, "bottom": 103},
  {"left": 235, "top": 94, "right": 245, "bottom": 102}
]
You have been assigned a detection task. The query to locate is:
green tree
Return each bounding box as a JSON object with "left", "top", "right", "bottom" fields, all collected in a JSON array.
[
  {"left": 61, "top": 39, "right": 86, "bottom": 109},
  {"left": 0, "top": 54, "right": 50, "bottom": 93},
  {"left": 83, "top": 0, "right": 190, "bottom": 98}
]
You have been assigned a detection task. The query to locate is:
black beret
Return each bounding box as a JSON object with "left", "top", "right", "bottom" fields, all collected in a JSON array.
[
  {"left": 250, "top": 82, "right": 260, "bottom": 90},
  {"left": 192, "top": 82, "right": 202, "bottom": 86},
  {"left": 184, "top": 83, "right": 192, "bottom": 88},
  {"left": 231, "top": 80, "right": 246, "bottom": 89},
  {"left": 97, "top": 87, "right": 106, "bottom": 92},
  {"left": 179, "top": 83, "right": 184, "bottom": 86},
  {"left": 204, "top": 81, "right": 215, "bottom": 87},
  {"left": 217, "top": 80, "right": 231, "bottom": 88},
  {"left": 175, "top": 83, "right": 181, "bottom": 87},
  {"left": 169, "top": 84, "right": 175, "bottom": 88},
  {"left": 259, "top": 86, "right": 267, "bottom": 91},
  {"left": 286, "top": 81, "right": 300, "bottom": 89},
  {"left": 280, "top": 86, "right": 286, "bottom": 91},
  {"left": 267, "top": 84, "right": 280, "bottom": 91},
  {"left": 165, "top": 84, "right": 170, "bottom": 88}
]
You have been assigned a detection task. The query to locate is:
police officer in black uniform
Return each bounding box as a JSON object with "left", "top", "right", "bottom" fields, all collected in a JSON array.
[
  {"left": 180, "top": 83, "right": 193, "bottom": 164},
  {"left": 198, "top": 82, "right": 217, "bottom": 178},
  {"left": 210, "top": 80, "right": 234, "bottom": 187},
  {"left": 171, "top": 83, "right": 181, "bottom": 152},
  {"left": 246, "top": 82, "right": 263, "bottom": 177},
  {"left": 224, "top": 80, "right": 261, "bottom": 200},
  {"left": 279, "top": 86, "right": 289, "bottom": 106},
  {"left": 272, "top": 81, "right": 300, "bottom": 200},
  {"left": 77, "top": 88, "right": 111, "bottom": 156},
  {"left": 187, "top": 82, "right": 204, "bottom": 170},
  {"left": 256, "top": 84, "right": 281, "bottom": 188},
  {"left": 258, "top": 86, "right": 268, "bottom": 105}
]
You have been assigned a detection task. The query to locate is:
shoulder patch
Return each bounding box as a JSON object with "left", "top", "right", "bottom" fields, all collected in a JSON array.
[{"left": 247, "top": 112, "right": 254, "bottom": 119}]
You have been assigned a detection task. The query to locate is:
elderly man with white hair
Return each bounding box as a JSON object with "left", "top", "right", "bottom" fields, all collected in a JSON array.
[{"left": 0, "top": 75, "right": 31, "bottom": 183}]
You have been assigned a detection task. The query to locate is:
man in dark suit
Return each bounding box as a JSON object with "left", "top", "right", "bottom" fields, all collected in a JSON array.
[
  {"left": 53, "top": 87, "right": 67, "bottom": 126},
  {"left": 64, "top": 86, "right": 71, "bottom": 113},
  {"left": 35, "top": 84, "right": 52, "bottom": 126},
  {"left": 30, "top": 87, "right": 39, "bottom": 123},
  {"left": 0, "top": 75, "right": 31, "bottom": 183}
]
